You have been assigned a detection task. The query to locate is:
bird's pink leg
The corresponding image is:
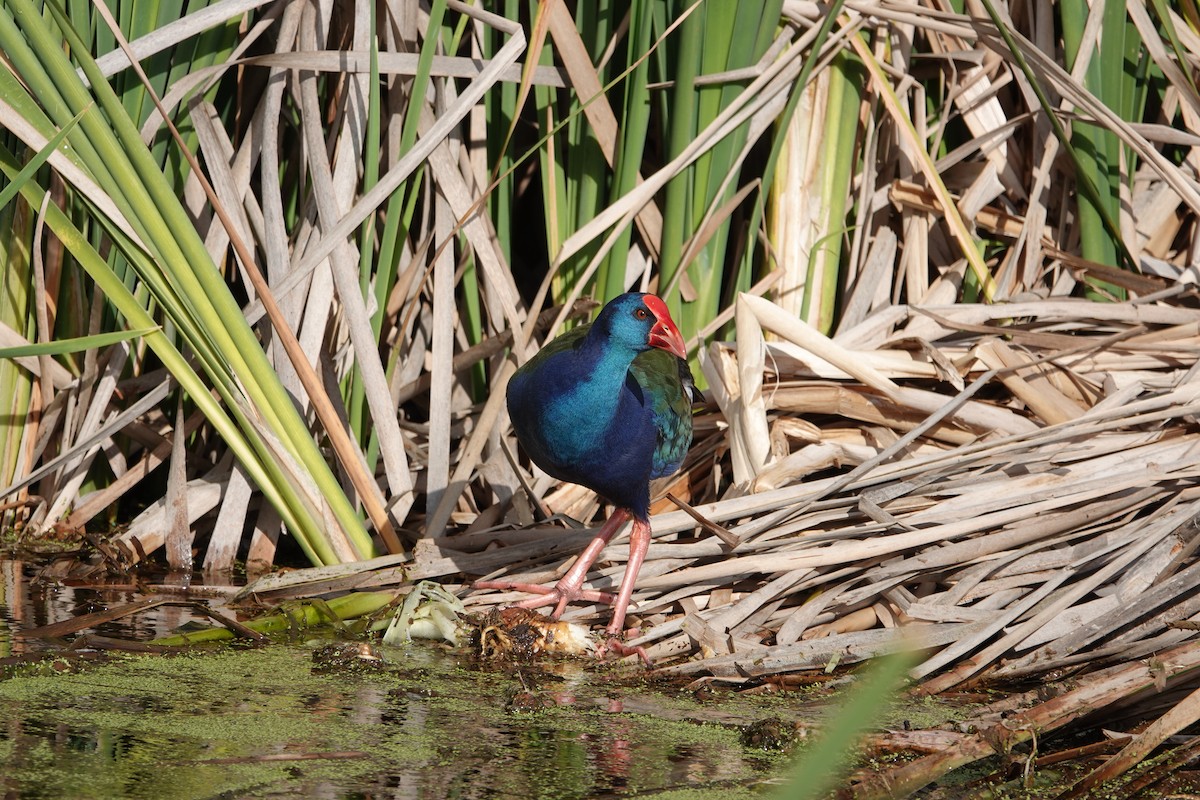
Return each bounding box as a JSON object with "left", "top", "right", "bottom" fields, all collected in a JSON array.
[
  {"left": 597, "top": 516, "right": 653, "bottom": 665},
  {"left": 474, "top": 508, "right": 630, "bottom": 619},
  {"left": 604, "top": 516, "right": 650, "bottom": 637}
]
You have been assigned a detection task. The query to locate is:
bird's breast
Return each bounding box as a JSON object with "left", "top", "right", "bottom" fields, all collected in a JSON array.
[
  {"left": 542, "top": 374, "right": 646, "bottom": 462},
  {"left": 509, "top": 365, "right": 651, "bottom": 474}
]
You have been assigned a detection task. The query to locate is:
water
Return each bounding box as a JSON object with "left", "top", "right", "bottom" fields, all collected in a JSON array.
[
  {"left": 1, "top": 558, "right": 238, "bottom": 655},
  {"left": 0, "top": 558, "right": 801, "bottom": 799}
]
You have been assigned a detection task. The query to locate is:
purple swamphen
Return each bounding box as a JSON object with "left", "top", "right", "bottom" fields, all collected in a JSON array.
[{"left": 482, "top": 293, "right": 695, "bottom": 659}]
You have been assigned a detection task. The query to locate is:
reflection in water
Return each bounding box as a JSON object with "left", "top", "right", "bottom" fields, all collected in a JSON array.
[
  {"left": 0, "top": 645, "right": 786, "bottom": 798},
  {"left": 0, "top": 558, "right": 241, "bottom": 657}
]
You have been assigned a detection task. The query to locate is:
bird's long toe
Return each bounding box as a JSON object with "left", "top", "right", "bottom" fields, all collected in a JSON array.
[
  {"left": 473, "top": 578, "right": 616, "bottom": 618},
  {"left": 521, "top": 582, "right": 617, "bottom": 619},
  {"left": 597, "top": 636, "right": 653, "bottom": 666}
]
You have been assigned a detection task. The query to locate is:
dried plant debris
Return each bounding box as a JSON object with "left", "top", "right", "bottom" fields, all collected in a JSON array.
[
  {"left": 451, "top": 291, "right": 1200, "bottom": 691},
  {"left": 469, "top": 607, "right": 595, "bottom": 661}
]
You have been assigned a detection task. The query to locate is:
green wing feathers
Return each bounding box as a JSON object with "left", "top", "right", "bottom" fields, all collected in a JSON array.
[{"left": 629, "top": 349, "right": 695, "bottom": 479}]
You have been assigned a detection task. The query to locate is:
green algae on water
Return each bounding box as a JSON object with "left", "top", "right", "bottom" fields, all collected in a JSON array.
[{"left": 0, "top": 643, "right": 801, "bottom": 798}]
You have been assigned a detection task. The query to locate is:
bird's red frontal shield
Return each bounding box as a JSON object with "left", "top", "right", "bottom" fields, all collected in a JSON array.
[{"left": 642, "top": 295, "right": 687, "bottom": 360}]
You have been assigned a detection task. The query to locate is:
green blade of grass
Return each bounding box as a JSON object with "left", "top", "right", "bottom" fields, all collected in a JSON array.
[
  {"left": 0, "top": 326, "right": 159, "bottom": 359},
  {"left": 0, "top": 104, "right": 87, "bottom": 213},
  {"left": 769, "top": 652, "right": 914, "bottom": 800}
]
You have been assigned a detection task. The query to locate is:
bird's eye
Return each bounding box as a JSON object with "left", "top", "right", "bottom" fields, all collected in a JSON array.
[{"left": 634, "top": 308, "right": 648, "bottom": 320}]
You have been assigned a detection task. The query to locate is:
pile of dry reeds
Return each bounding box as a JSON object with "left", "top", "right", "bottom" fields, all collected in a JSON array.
[
  {"left": 460, "top": 286, "right": 1200, "bottom": 683},
  {"left": 239, "top": 281, "right": 1200, "bottom": 695}
]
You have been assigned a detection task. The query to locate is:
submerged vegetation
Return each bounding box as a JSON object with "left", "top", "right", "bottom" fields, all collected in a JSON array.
[{"left": 3, "top": 0, "right": 1200, "bottom": 795}]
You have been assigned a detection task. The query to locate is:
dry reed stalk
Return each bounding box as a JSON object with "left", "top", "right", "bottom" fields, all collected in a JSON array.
[{"left": 835, "top": 638, "right": 1200, "bottom": 798}]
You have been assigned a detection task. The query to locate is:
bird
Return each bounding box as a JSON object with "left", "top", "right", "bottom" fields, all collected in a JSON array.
[{"left": 481, "top": 292, "right": 695, "bottom": 659}]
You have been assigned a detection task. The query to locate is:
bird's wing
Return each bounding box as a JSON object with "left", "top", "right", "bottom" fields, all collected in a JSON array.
[{"left": 628, "top": 349, "right": 695, "bottom": 479}]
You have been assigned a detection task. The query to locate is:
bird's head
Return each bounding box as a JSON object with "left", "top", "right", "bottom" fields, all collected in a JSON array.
[{"left": 595, "top": 293, "right": 688, "bottom": 360}]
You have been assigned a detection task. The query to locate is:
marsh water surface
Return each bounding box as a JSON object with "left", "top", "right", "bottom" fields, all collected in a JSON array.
[{"left": 1, "top": 558, "right": 806, "bottom": 799}]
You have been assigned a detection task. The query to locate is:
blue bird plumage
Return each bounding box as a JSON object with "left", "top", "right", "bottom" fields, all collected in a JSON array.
[
  {"left": 506, "top": 293, "right": 694, "bottom": 519},
  {"left": 492, "top": 293, "right": 695, "bottom": 657}
]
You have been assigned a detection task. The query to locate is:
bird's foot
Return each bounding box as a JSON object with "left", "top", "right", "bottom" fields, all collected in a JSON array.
[
  {"left": 473, "top": 578, "right": 616, "bottom": 618},
  {"left": 596, "top": 635, "right": 653, "bottom": 667},
  {"left": 474, "top": 578, "right": 652, "bottom": 665}
]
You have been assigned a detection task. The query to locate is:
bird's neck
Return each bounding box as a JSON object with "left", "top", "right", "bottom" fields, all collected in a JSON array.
[
  {"left": 580, "top": 325, "right": 641, "bottom": 376},
  {"left": 572, "top": 331, "right": 649, "bottom": 410}
]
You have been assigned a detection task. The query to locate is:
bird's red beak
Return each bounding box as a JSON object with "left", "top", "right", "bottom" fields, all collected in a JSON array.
[{"left": 642, "top": 295, "right": 688, "bottom": 360}]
